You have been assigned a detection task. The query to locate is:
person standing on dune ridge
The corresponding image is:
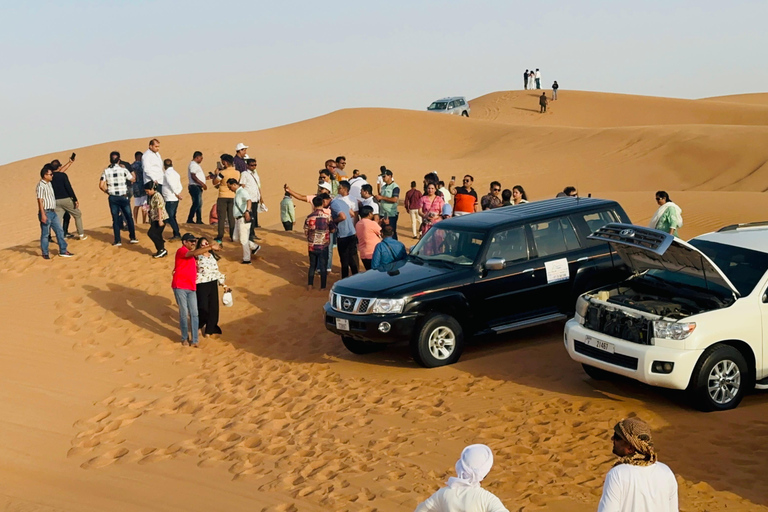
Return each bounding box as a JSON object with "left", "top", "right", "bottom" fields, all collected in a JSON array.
[
  {"left": 37, "top": 165, "right": 73, "bottom": 259},
  {"left": 552, "top": 81, "right": 559, "bottom": 100},
  {"left": 523, "top": 69, "right": 529, "bottom": 90},
  {"left": 540, "top": 92, "right": 548, "bottom": 113},
  {"left": 598, "top": 417, "right": 678, "bottom": 512},
  {"left": 535, "top": 68, "right": 541, "bottom": 89}
]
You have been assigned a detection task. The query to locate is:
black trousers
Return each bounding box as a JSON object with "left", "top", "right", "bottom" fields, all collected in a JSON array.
[
  {"left": 196, "top": 280, "right": 222, "bottom": 335},
  {"left": 282, "top": 221, "right": 293, "bottom": 231},
  {"left": 186, "top": 185, "right": 203, "bottom": 223},
  {"left": 389, "top": 214, "right": 399, "bottom": 240},
  {"left": 216, "top": 198, "right": 235, "bottom": 241},
  {"left": 148, "top": 220, "right": 166, "bottom": 252},
  {"left": 362, "top": 258, "right": 372, "bottom": 270},
  {"left": 308, "top": 249, "right": 329, "bottom": 288},
  {"left": 337, "top": 235, "right": 359, "bottom": 278},
  {"left": 249, "top": 203, "right": 260, "bottom": 240}
]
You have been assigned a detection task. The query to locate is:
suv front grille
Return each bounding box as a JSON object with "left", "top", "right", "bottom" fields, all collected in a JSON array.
[
  {"left": 331, "top": 293, "right": 374, "bottom": 315},
  {"left": 584, "top": 304, "right": 652, "bottom": 345}
]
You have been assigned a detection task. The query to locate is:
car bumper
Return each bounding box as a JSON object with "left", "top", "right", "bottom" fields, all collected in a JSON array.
[
  {"left": 323, "top": 303, "right": 419, "bottom": 343},
  {"left": 564, "top": 319, "right": 703, "bottom": 390}
]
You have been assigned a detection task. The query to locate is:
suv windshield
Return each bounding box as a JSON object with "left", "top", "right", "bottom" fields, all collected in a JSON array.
[
  {"left": 689, "top": 239, "right": 768, "bottom": 296},
  {"left": 411, "top": 227, "right": 485, "bottom": 266},
  {"left": 428, "top": 101, "right": 448, "bottom": 110}
]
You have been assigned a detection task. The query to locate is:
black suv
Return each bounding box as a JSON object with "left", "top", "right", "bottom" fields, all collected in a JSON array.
[{"left": 324, "top": 198, "right": 631, "bottom": 367}]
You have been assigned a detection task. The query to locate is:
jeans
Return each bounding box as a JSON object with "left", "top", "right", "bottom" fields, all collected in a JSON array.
[
  {"left": 387, "top": 214, "right": 399, "bottom": 240},
  {"left": 165, "top": 200, "right": 181, "bottom": 237},
  {"left": 234, "top": 217, "right": 258, "bottom": 262},
  {"left": 39, "top": 209, "right": 68, "bottom": 255},
  {"left": 186, "top": 186, "right": 203, "bottom": 223},
  {"left": 408, "top": 209, "right": 421, "bottom": 238},
  {"left": 173, "top": 288, "right": 199, "bottom": 344},
  {"left": 55, "top": 198, "right": 84, "bottom": 236},
  {"left": 308, "top": 249, "right": 329, "bottom": 288},
  {"left": 148, "top": 220, "right": 166, "bottom": 252},
  {"left": 216, "top": 198, "right": 235, "bottom": 241},
  {"left": 108, "top": 195, "right": 135, "bottom": 244},
  {"left": 535, "top": 78, "right": 541, "bottom": 89},
  {"left": 337, "top": 235, "right": 359, "bottom": 278}
]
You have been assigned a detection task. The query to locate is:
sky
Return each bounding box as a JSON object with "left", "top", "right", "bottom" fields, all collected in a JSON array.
[{"left": 1, "top": 0, "right": 767, "bottom": 165}]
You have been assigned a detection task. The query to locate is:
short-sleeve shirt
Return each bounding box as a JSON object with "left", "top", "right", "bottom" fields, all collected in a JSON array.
[
  {"left": 359, "top": 196, "right": 379, "bottom": 215},
  {"left": 217, "top": 168, "right": 241, "bottom": 199},
  {"left": 453, "top": 186, "right": 478, "bottom": 213},
  {"left": 405, "top": 188, "right": 423, "bottom": 210},
  {"left": 188, "top": 161, "right": 205, "bottom": 187},
  {"left": 172, "top": 246, "right": 198, "bottom": 291},
  {"left": 100, "top": 165, "right": 133, "bottom": 196},
  {"left": 330, "top": 195, "right": 358, "bottom": 238},
  {"left": 36, "top": 180, "right": 56, "bottom": 210},
  {"left": 234, "top": 187, "right": 251, "bottom": 217},
  {"left": 355, "top": 218, "right": 381, "bottom": 259}
]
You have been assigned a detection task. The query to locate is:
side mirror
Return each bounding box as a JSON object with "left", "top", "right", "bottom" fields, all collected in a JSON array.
[
  {"left": 485, "top": 257, "right": 505, "bottom": 271},
  {"left": 763, "top": 292, "right": 768, "bottom": 304}
]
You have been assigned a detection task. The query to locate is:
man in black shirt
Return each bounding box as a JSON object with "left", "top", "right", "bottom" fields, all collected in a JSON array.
[{"left": 51, "top": 158, "right": 86, "bottom": 239}]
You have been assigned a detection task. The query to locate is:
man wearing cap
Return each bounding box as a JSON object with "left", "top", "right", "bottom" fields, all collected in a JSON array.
[
  {"left": 375, "top": 169, "right": 400, "bottom": 240},
  {"left": 234, "top": 143, "right": 248, "bottom": 174},
  {"left": 172, "top": 233, "right": 220, "bottom": 347},
  {"left": 598, "top": 417, "right": 678, "bottom": 512},
  {"left": 142, "top": 138, "right": 164, "bottom": 194}
]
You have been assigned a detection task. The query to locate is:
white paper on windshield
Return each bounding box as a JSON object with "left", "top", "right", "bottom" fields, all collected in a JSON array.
[{"left": 545, "top": 258, "right": 569, "bottom": 283}]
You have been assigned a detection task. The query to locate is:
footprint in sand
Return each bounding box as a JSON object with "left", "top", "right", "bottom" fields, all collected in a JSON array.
[
  {"left": 80, "top": 447, "right": 130, "bottom": 469},
  {"left": 85, "top": 351, "right": 114, "bottom": 363}
]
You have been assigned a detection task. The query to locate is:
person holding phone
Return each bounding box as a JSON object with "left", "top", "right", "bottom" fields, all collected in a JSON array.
[
  {"left": 212, "top": 154, "right": 241, "bottom": 245},
  {"left": 50, "top": 154, "right": 86, "bottom": 240}
]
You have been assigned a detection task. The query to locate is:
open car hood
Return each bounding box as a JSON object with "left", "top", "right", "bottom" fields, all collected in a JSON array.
[{"left": 589, "top": 223, "right": 740, "bottom": 298}]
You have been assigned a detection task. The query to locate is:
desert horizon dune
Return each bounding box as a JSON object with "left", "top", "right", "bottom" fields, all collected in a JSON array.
[{"left": 2, "top": 89, "right": 768, "bottom": 511}]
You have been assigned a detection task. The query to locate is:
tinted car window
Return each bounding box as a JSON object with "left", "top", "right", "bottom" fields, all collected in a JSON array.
[
  {"left": 582, "top": 210, "right": 618, "bottom": 235},
  {"left": 689, "top": 239, "right": 768, "bottom": 296},
  {"left": 530, "top": 217, "right": 580, "bottom": 257},
  {"left": 412, "top": 227, "right": 485, "bottom": 266},
  {"left": 428, "top": 101, "right": 448, "bottom": 110},
  {"left": 486, "top": 226, "right": 529, "bottom": 265}
]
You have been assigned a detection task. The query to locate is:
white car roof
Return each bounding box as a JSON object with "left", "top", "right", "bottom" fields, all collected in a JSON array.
[{"left": 693, "top": 226, "right": 768, "bottom": 254}]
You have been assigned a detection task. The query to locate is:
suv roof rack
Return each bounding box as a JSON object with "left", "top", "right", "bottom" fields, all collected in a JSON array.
[{"left": 717, "top": 221, "right": 768, "bottom": 232}]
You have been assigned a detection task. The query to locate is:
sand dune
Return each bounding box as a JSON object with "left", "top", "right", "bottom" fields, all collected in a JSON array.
[
  {"left": 2, "top": 90, "right": 768, "bottom": 511},
  {"left": 701, "top": 92, "right": 768, "bottom": 105}
]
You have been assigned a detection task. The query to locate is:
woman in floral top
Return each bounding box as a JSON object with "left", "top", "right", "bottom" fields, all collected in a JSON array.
[
  {"left": 419, "top": 183, "right": 445, "bottom": 237},
  {"left": 195, "top": 237, "right": 227, "bottom": 337},
  {"left": 145, "top": 182, "right": 170, "bottom": 258}
]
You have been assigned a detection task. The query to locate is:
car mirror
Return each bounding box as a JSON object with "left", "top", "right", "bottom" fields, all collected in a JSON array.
[
  {"left": 763, "top": 292, "right": 768, "bottom": 304},
  {"left": 485, "top": 257, "right": 505, "bottom": 271}
]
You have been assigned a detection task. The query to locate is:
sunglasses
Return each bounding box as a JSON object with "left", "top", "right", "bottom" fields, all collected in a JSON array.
[
  {"left": 492, "top": 188, "right": 500, "bottom": 192},
  {"left": 463, "top": 179, "right": 471, "bottom": 183}
]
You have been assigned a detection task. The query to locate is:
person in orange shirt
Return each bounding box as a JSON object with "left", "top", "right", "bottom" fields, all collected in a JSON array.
[
  {"left": 355, "top": 206, "right": 382, "bottom": 270},
  {"left": 448, "top": 175, "right": 479, "bottom": 216}
]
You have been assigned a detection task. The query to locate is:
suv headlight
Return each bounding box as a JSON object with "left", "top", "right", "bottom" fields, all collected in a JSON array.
[
  {"left": 653, "top": 320, "right": 696, "bottom": 340},
  {"left": 371, "top": 298, "right": 406, "bottom": 314},
  {"left": 575, "top": 295, "right": 589, "bottom": 320}
]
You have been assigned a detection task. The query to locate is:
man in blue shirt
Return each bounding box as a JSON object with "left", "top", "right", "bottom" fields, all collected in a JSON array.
[
  {"left": 330, "top": 180, "right": 359, "bottom": 278},
  {"left": 372, "top": 225, "right": 407, "bottom": 270}
]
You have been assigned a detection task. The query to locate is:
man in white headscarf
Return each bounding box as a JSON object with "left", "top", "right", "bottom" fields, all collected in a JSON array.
[{"left": 415, "top": 444, "right": 508, "bottom": 512}]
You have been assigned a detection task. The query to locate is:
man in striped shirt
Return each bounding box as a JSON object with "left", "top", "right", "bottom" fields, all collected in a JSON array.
[{"left": 37, "top": 165, "right": 73, "bottom": 259}]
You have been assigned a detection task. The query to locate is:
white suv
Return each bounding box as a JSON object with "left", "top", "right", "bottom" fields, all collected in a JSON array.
[
  {"left": 564, "top": 222, "right": 768, "bottom": 411},
  {"left": 427, "top": 97, "right": 470, "bottom": 116}
]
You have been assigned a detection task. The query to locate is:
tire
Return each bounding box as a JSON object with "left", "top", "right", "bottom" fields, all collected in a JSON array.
[
  {"left": 582, "top": 363, "right": 613, "bottom": 381},
  {"left": 341, "top": 336, "right": 383, "bottom": 355},
  {"left": 688, "top": 344, "right": 749, "bottom": 412},
  {"left": 410, "top": 313, "right": 464, "bottom": 368},
  {"left": 461, "top": 111, "right": 469, "bottom": 117}
]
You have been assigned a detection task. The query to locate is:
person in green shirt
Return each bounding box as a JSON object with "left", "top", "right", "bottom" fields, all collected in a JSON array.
[
  {"left": 375, "top": 169, "right": 401, "bottom": 240},
  {"left": 649, "top": 191, "right": 683, "bottom": 236},
  {"left": 228, "top": 179, "right": 261, "bottom": 263},
  {"left": 280, "top": 192, "right": 296, "bottom": 231}
]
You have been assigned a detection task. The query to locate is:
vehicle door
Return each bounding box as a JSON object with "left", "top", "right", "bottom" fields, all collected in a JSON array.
[
  {"left": 447, "top": 100, "right": 457, "bottom": 114},
  {"left": 569, "top": 209, "right": 629, "bottom": 299},
  {"left": 471, "top": 225, "right": 545, "bottom": 327},
  {"left": 526, "top": 217, "right": 584, "bottom": 315}
]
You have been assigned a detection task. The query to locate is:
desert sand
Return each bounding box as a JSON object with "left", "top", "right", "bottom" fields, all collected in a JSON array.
[{"left": 1, "top": 90, "right": 767, "bottom": 512}]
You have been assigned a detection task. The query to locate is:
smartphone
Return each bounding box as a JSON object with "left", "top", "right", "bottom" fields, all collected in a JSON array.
[
  {"left": 71, "top": 152, "right": 76, "bottom": 161},
  {"left": 216, "top": 162, "right": 223, "bottom": 171},
  {"left": 451, "top": 176, "right": 455, "bottom": 181}
]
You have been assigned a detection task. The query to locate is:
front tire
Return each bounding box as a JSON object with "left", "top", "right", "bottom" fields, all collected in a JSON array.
[
  {"left": 582, "top": 363, "right": 613, "bottom": 381},
  {"left": 688, "top": 345, "right": 749, "bottom": 411},
  {"left": 461, "top": 111, "right": 469, "bottom": 117},
  {"left": 342, "top": 336, "right": 383, "bottom": 355},
  {"left": 410, "top": 313, "right": 464, "bottom": 367}
]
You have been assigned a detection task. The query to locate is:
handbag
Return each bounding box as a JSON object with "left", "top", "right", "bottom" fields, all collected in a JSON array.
[{"left": 222, "top": 289, "right": 233, "bottom": 307}]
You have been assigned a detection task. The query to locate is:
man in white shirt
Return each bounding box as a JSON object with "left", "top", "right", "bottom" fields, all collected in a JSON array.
[
  {"left": 534, "top": 68, "right": 542, "bottom": 89},
  {"left": 347, "top": 168, "right": 366, "bottom": 206},
  {"left": 142, "top": 138, "right": 164, "bottom": 193},
  {"left": 598, "top": 417, "right": 678, "bottom": 512},
  {"left": 438, "top": 180, "right": 452, "bottom": 204},
  {"left": 162, "top": 158, "right": 184, "bottom": 240},
  {"left": 239, "top": 158, "right": 262, "bottom": 241},
  {"left": 358, "top": 183, "right": 379, "bottom": 221},
  {"left": 186, "top": 151, "right": 207, "bottom": 224}
]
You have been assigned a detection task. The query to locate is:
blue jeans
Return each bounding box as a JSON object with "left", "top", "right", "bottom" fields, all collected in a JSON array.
[
  {"left": 39, "top": 209, "right": 68, "bottom": 255},
  {"left": 186, "top": 186, "right": 203, "bottom": 223},
  {"left": 165, "top": 200, "right": 181, "bottom": 237},
  {"left": 173, "top": 288, "right": 199, "bottom": 344},
  {"left": 108, "top": 195, "right": 135, "bottom": 243}
]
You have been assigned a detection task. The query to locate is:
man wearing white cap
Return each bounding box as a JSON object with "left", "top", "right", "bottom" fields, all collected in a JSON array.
[
  {"left": 234, "top": 143, "right": 248, "bottom": 174},
  {"left": 415, "top": 444, "right": 508, "bottom": 512}
]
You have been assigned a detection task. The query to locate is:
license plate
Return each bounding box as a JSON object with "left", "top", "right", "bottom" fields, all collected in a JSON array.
[
  {"left": 335, "top": 318, "right": 350, "bottom": 331},
  {"left": 585, "top": 335, "right": 615, "bottom": 354}
]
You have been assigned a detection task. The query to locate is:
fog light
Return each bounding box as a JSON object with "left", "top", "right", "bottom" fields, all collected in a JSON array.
[
  {"left": 378, "top": 322, "right": 391, "bottom": 333},
  {"left": 651, "top": 361, "right": 675, "bottom": 374}
]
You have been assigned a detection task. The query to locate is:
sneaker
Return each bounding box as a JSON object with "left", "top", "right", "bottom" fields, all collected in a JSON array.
[
  {"left": 181, "top": 340, "right": 189, "bottom": 347},
  {"left": 42, "top": 254, "right": 50, "bottom": 260},
  {"left": 59, "top": 251, "right": 74, "bottom": 258},
  {"left": 241, "top": 260, "right": 251, "bottom": 265},
  {"left": 129, "top": 239, "right": 139, "bottom": 244},
  {"left": 65, "top": 233, "right": 76, "bottom": 239},
  {"left": 153, "top": 249, "right": 168, "bottom": 259},
  {"left": 251, "top": 244, "right": 261, "bottom": 256},
  {"left": 79, "top": 234, "right": 88, "bottom": 240},
  {"left": 113, "top": 242, "right": 122, "bottom": 247}
]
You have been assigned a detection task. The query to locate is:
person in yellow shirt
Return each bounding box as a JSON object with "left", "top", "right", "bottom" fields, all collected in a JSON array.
[{"left": 212, "top": 154, "right": 241, "bottom": 244}]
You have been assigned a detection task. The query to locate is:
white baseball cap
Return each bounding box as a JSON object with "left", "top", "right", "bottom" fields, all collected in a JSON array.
[
  {"left": 319, "top": 182, "right": 332, "bottom": 192},
  {"left": 235, "top": 143, "right": 248, "bottom": 151}
]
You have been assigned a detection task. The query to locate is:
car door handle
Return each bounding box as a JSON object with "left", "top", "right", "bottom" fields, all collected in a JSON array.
[
  {"left": 577, "top": 257, "right": 589, "bottom": 262},
  {"left": 523, "top": 268, "right": 535, "bottom": 273}
]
